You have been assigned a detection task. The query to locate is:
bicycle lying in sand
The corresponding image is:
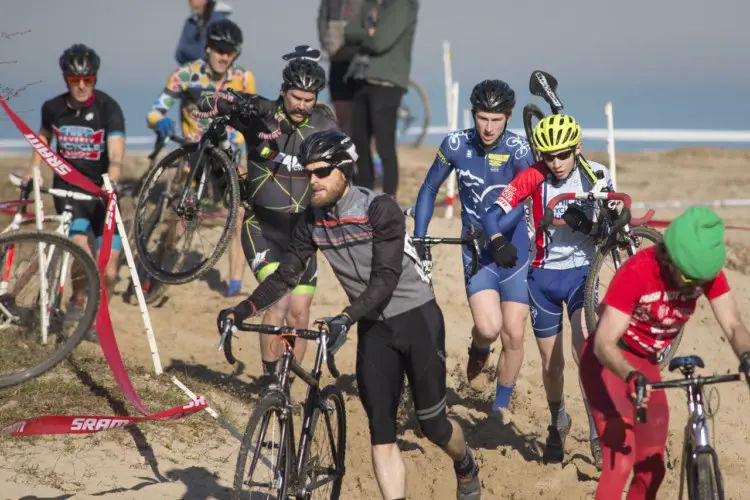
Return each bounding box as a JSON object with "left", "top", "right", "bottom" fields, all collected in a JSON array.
[
  {"left": 218, "top": 318, "right": 345, "bottom": 499},
  {"left": 635, "top": 355, "right": 748, "bottom": 499}
]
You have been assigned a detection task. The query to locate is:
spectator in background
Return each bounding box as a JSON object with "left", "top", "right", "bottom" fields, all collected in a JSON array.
[
  {"left": 317, "top": 0, "right": 362, "bottom": 137},
  {"left": 345, "top": 0, "right": 418, "bottom": 199},
  {"left": 175, "top": 0, "right": 234, "bottom": 66}
]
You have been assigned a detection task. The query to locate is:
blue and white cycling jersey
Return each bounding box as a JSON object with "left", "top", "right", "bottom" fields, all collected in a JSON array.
[{"left": 414, "top": 128, "right": 535, "bottom": 240}]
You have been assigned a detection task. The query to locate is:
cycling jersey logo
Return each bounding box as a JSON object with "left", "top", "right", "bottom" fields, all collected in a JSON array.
[
  {"left": 52, "top": 125, "right": 105, "bottom": 160},
  {"left": 487, "top": 153, "right": 509, "bottom": 167},
  {"left": 506, "top": 135, "right": 530, "bottom": 160},
  {"left": 448, "top": 129, "right": 471, "bottom": 151}
]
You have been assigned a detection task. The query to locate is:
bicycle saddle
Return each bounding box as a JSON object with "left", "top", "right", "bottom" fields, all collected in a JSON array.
[{"left": 669, "top": 355, "right": 705, "bottom": 373}]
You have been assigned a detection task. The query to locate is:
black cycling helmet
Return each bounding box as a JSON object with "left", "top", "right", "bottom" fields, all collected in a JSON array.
[
  {"left": 59, "top": 44, "right": 100, "bottom": 77},
  {"left": 470, "top": 79, "right": 515, "bottom": 114},
  {"left": 282, "top": 58, "right": 327, "bottom": 94},
  {"left": 206, "top": 19, "right": 243, "bottom": 55},
  {"left": 299, "top": 130, "right": 358, "bottom": 177}
]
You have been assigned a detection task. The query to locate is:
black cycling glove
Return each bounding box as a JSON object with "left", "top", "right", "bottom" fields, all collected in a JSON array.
[
  {"left": 490, "top": 235, "right": 517, "bottom": 268},
  {"left": 325, "top": 314, "right": 353, "bottom": 355}
]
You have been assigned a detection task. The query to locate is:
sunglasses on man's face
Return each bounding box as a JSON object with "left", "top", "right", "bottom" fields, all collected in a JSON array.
[
  {"left": 208, "top": 43, "right": 237, "bottom": 58},
  {"left": 305, "top": 165, "right": 340, "bottom": 179},
  {"left": 66, "top": 75, "right": 96, "bottom": 87},
  {"left": 541, "top": 148, "right": 575, "bottom": 163}
]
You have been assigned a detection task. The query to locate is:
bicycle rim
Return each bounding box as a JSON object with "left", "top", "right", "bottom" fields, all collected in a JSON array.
[
  {"left": 135, "top": 145, "right": 239, "bottom": 284},
  {"left": 232, "top": 392, "right": 292, "bottom": 500},
  {"left": 583, "top": 226, "right": 663, "bottom": 335},
  {"left": 299, "top": 386, "right": 347, "bottom": 499},
  {"left": 0, "top": 231, "right": 100, "bottom": 389}
]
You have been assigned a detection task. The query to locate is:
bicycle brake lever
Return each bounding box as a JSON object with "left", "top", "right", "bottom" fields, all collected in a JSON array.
[{"left": 217, "top": 325, "right": 237, "bottom": 365}]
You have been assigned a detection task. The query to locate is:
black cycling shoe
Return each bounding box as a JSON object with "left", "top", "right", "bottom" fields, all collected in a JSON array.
[{"left": 542, "top": 415, "right": 572, "bottom": 464}]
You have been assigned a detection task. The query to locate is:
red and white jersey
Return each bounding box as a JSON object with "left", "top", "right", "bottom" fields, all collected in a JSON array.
[
  {"left": 603, "top": 246, "right": 730, "bottom": 356},
  {"left": 495, "top": 160, "right": 612, "bottom": 270}
]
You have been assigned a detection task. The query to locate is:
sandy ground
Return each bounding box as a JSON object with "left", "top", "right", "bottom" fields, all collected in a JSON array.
[{"left": 2, "top": 146, "right": 750, "bottom": 499}]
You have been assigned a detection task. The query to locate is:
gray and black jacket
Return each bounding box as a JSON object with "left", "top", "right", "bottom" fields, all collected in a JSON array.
[{"left": 242, "top": 185, "right": 434, "bottom": 322}]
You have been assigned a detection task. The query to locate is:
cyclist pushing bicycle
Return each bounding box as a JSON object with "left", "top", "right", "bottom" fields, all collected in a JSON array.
[
  {"left": 27, "top": 43, "right": 125, "bottom": 341},
  {"left": 218, "top": 130, "right": 482, "bottom": 500},
  {"left": 580, "top": 207, "right": 750, "bottom": 499}
]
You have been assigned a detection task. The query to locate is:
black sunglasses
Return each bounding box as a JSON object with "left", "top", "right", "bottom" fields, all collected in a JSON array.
[
  {"left": 305, "top": 165, "right": 340, "bottom": 179},
  {"left": 541, "top": 148, "right": 575, "bottom": 163}
]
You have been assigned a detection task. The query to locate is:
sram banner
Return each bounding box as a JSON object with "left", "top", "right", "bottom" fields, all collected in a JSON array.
[
  {"left": 0, "top": 397, "right": 208, "bottom": 436},
  {"left": 0, "top": 97, "right": 209, "bottom": 434}
]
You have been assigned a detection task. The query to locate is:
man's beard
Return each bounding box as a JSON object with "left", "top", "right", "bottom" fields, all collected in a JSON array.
[{"left": 311, "top": 181, "right": 346, "bottom": 208}]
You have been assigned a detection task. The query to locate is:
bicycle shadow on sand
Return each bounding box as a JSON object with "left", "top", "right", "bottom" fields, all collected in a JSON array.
[{"left": 87, "top": 465, "right": 232, "bottom": 499}]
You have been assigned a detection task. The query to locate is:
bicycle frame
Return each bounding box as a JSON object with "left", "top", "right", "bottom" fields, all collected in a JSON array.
[
  {"left": 635, "top": 357, "right": 743, "bottom": 500},
  {"left": 218, "top": 321, "right": 342, "bottom": 495}
]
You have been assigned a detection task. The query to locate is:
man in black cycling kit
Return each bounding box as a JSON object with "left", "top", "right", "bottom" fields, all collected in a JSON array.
[
  {"left": 218, "top": 130, "right": 482, "bottom": 500},
  {"left": 226, "top": 46, "right": 338, "bottom": 381},
  {"left": 28, "top": 44, "right": 125, "bottom": 340}
]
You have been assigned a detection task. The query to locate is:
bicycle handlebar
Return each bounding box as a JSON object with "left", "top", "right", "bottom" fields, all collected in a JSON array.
[
  {"left": 217, "top": 320, "right": 340, "bottom": 378},
  {"left": 8, "top": 172, "right": 99, "bottom": 204},
  {"left": 634, "top": 372, "right": 743, "bottom": 423},
  {"left": 540, "top": 191, "right": 655, "bottom": 230}
]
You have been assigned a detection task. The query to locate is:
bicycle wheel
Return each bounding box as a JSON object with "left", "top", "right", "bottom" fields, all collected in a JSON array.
[
  {"left": 0, "top": 231, "right": 100, "bottom": 389},
  {"left": 399, "top": 79, "right": 431, "bottom": 148},
  {"left": 233, "top": 392, "right": 292, "bottom": 500},
  {"left": 300, "top": 386, "right": 346, "bottom": 499},
  {"left": 691, "top": 453, "right": 721, "bottom": 500},
  {"left": 135, "top": 144, "right": 239, "bottom": 284},
  {"left": 583, "top": 226, "right": 662, "bottom": 335}
]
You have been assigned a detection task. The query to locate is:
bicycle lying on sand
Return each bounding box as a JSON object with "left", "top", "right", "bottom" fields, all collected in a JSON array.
[
  {"left": 218, "top": 319, "right": 345, "bottom": 499},
  {"left": 635, "top": 355, "right": 748, "bottom": 500}
]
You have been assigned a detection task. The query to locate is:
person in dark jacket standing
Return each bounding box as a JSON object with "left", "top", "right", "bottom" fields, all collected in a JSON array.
[
  {"left": 175, "top": 0, "right": 233, "bottom": 65},
  {"left": 345, "top": 0, "right": 418, "bottom": 199},
  {"left": 317, "top": 0, "right": 363, "bottom": 137}
]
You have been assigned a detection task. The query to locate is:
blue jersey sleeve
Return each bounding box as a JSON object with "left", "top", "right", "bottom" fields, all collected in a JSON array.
[
  {"left": 482, "top": 203, "right": 525, "bottom": 239},
  {"left": 414, "top": 137, "right": 454, "bottom": 237}
]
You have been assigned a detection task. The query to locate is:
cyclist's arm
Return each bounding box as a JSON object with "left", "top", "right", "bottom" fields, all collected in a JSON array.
[
  {"left": 414, "top": 141, "right": 453, "bottom": 237},
  {"left": 592, "top": 305, "right": 637, "bottom": 380},
  {"left": 482, "top": 166, "right": 544, "bottom": 240},
  {"left": 241, "top": 211, "right": 318, "bottom": 314},
  {"left": 105, "top": 98, "right": 126, "bottom": 183},
  {"left": 707, "top": 275, "right": 750, "bottom": 358},
  {"left": 146, "top": 67, "right": 184, "bottom": 129},
  {"left": 593, "top": 258, "right": 647, "bottom": 380},
  {"left": 343, "top": 196, "right": 404, "bottom": 322}
]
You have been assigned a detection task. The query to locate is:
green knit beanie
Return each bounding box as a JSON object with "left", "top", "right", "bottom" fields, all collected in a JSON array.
[{"left": 664, "top": 207, "right": 726, "bottom": 280}]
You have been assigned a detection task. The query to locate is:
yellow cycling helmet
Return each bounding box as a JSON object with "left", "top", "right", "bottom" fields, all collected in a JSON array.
[{"left": 532, "top": 114, "right": 582, "bottom": 153}]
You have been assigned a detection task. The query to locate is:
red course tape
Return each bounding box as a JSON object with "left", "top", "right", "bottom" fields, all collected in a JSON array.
[{"left": 0, "top": 97, "right": 208, "bottom": 435}]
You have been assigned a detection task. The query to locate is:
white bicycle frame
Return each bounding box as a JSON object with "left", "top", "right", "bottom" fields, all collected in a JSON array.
[{"left": 0, "top": 172, "right": 99, "bottom": 342}]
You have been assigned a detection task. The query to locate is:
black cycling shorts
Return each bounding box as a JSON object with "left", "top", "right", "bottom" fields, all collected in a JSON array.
[
  {"left": 241, "top": 204, "right": 317, "bottom": 294},
  {"left": 356, "top": 299, "right": 449, "bottom": 445}
]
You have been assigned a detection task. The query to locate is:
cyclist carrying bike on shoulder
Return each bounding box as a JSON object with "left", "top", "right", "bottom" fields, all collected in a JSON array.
[
  {"left": 204, "top": 45, "right": 339, "bottom": 383},
  {"left": 218, "top": 130, "right": 482, "bottom": 500},
  {"left": 580, "top": 207, "right": 750, "bottom": 499},
  {"left": 147, "top": 18, "right": 256, "bottom": 297},
  {"left": 414, "top": 79, "right": 534, "bottom": 412},
  {"left": 483, "top": 114, "right": 607, "bottom": 467},
  {"left": 28, "top": 43, "right": 125, "bottom": 341}
]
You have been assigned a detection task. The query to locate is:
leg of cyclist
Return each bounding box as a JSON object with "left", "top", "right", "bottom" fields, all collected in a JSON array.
[
  {"left": 529, "top": 267, "right": 572, "bottom": 464},
  {"left": 566, "top": 266, "right": 603, "bottom": 469},
  {"left": 580, "top": 338, "right": 668, "bottom": 499},
  {"left": 284, "top": 257, "right": 316, "bottom": 365}
]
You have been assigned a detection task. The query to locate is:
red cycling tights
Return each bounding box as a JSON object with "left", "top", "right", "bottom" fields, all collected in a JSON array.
[{"left": 580, "top": 336, "right": 670, "bottom": 499}]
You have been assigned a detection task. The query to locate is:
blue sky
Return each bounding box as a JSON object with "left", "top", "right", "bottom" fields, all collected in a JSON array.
[{"left": 1, "top": 0, "right": 747, "bottom": 90}]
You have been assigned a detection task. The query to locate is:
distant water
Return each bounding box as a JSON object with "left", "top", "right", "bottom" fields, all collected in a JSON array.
[{"left": 3, "top": 81, "right": 750, "bottom": 152}]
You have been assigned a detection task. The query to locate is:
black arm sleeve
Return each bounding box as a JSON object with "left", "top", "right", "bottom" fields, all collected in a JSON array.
[
  {"left": 243, "top": 210, "right": 318, "bottom": 313},
  {"left": 343, "top": 196, "right": 404, "bottom": 322}
]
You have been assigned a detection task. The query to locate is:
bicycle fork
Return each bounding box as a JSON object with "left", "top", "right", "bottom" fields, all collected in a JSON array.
[{"left": 680, "top": 386, "right": 725, "bottom": 500}]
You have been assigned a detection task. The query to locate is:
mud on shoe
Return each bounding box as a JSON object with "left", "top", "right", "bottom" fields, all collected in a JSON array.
[{"left": 466, "top": 344, "right": 491, "bottom": 383}]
